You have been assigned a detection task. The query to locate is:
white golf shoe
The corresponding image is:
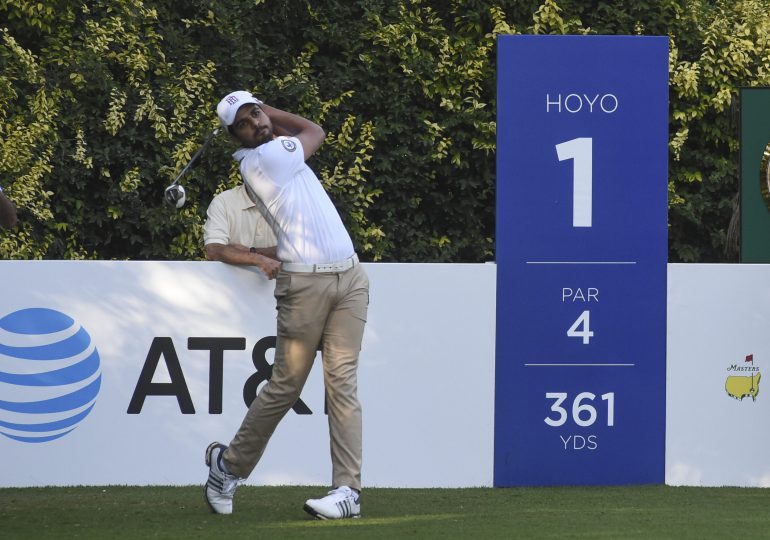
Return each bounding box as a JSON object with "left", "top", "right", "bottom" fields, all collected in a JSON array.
[
  {"left": 303, "top": 486, "right": 361, "bottom": 519},
  {"left": 204, "top": 442, "right": 239, "bottom": 515}
]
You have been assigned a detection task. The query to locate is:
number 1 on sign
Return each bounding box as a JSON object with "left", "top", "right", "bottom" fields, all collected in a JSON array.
[{"left": 556, "top": 137, "right": 592, "bottom": 227}]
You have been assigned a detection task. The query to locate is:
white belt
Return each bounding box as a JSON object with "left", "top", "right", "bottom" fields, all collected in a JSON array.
[{"left": 282, "top": 254, "right": 359, "bottom": 273}]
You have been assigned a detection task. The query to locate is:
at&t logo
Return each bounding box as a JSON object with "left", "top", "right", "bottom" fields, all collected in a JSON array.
[{"left": 0, "top": 308, "right": 101, "bottom": 443}]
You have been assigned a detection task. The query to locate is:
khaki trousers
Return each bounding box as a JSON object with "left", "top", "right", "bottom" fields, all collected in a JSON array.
[{"left": 223, "top": 263, "right": 368, "bottom": 490}]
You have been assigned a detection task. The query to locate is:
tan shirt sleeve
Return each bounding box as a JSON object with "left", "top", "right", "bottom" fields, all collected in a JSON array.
[
  {"left": 203, "top": 193, "right": 231, "bottom": 246},
  {"left": 204, "top": 187, "right": 277, "bottom": 248}
]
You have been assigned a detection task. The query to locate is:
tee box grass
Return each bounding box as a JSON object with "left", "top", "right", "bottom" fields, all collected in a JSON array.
[{"left": 1, "top": 485, "right": 769, "bottom": 539}]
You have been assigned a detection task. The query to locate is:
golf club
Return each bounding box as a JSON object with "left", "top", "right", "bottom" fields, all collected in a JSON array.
[{"left": 164, "top": 128, "right": 220, "bottom": 208}]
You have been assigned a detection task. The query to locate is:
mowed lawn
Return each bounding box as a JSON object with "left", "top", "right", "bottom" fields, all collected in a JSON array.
[{"left": 1, "top": 484, "right": 769, "bottom": 539}]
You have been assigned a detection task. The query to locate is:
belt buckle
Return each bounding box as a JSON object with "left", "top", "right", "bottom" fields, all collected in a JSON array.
[{"left": 313, "top": 256, "right": 354, "bottom": 273}]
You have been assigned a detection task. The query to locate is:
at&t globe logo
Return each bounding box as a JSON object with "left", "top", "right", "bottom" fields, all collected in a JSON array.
[{"left": 0, "top": 308, "right": 101, "bottom": 443}]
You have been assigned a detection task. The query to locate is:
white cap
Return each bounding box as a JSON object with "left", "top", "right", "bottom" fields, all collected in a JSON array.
[{"left": 216, "top": 90, "right": 261, "bottom": 128}]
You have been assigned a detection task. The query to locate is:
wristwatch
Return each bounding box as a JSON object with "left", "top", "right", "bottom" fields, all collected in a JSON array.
[{"left": 249, "top": 247, "right": 257, "bottom": 253}]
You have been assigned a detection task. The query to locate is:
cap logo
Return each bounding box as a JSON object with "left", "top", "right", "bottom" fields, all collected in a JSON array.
[{"left": 226, "top": 96, "right": 239, "bottom": 105}]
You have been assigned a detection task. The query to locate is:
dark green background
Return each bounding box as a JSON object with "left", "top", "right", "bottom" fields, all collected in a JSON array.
[{"left": 740, "top": 88, "right": 770, "bottom": 262}]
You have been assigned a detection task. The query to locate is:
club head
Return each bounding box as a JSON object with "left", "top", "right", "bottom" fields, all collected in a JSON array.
[
  {"left": 163, "top": 128, "right": 219, "bottom": 209},
  {"left": 164, "top": 184, "right": 186, "bottom": 209}
]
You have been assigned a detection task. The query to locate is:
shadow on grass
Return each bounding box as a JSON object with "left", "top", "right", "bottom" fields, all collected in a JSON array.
[{"left": 262, "top": 513, "right": 463, "bottom": 529}]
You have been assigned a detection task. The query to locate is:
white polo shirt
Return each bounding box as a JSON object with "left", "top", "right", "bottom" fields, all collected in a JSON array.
[
  {"left": 233, "top": 136, "right": 354, "bottom": 264},
  {"left": 203, "top": 184, "right": 277, "bottom": 249}
]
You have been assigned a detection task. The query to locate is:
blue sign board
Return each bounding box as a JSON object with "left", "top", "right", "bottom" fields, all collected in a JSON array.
[{"left": 495, "top": 36, "right": 668, "bottom": 486}]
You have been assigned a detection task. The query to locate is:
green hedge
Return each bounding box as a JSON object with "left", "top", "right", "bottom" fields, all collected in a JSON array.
[{"left": 1, "top": 0, "right": 769, "bottom": 262}]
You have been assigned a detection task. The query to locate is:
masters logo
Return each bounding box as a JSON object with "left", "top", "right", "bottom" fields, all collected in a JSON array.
[
  {"left": 725, "top": 354, "right": 761, "bottom": 402},
  {"left": 0, "top": 308, "right": 102, "bottom": 443}
]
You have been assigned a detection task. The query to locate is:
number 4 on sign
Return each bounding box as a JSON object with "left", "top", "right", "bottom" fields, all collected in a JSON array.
[{"left": 567, "top": 310, "right": 594, "bottom": 344}]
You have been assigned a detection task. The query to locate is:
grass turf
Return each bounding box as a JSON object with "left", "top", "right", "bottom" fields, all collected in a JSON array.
[{"left": 1, "top": 485, "right": 768, "bottom": 539}]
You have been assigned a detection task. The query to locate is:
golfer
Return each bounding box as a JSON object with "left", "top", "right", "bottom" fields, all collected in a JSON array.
[{"left": 204, "top": 90, "right": 369, "bottom": 520}]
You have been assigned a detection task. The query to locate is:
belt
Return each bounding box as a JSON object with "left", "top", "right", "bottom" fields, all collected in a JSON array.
[{"left": 281, "top": 254, "right": 359, "bottom": 273}]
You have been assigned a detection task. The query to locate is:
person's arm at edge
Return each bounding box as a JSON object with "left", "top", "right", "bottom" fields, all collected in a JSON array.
[
  {"left": 252, "top": 246, "right": 278, "bottom": 259},
  {"left": 205, "top": 242, "right": 280, "bottom": 280},
  {"left": 259, "top": 103, "right": 325, "bottom": 161},
  {"left": 0, "top": 191, "right": 17, "bottom": 229}
]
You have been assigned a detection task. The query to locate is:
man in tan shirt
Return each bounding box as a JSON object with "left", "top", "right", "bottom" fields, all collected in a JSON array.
[{"left": 203, "top": 183, "right": 280, "bottom": 276}]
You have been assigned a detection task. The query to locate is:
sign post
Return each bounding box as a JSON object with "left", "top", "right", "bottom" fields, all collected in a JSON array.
[{"left": 495, "top": 36, "right": 668, "bottom": 486}]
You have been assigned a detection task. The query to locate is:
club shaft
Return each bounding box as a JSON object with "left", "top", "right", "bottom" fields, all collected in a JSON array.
[{"left": 170, "top": 128, "right": 220, "bottom": 186}]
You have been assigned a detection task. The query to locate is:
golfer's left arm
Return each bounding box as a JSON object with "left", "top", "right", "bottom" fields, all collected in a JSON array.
[{"left": 259, "top": 104, "right": 325, "bottom": 160}]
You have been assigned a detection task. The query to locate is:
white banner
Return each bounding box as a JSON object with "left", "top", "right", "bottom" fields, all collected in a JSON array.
[
  {"left": 667, "top": 264, "right": 770, "bottom": 487},
  {"left": 0, "top": 261, "right": 496, "bottom": 488}
]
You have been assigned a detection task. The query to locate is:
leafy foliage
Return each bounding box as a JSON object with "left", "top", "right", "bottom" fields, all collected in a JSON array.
[
  {"left": 550, "top": 0, "right": 769, "bottom": 261},
  {"left": 0, "top": 0, "right": 767, "bottom": 262}
]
